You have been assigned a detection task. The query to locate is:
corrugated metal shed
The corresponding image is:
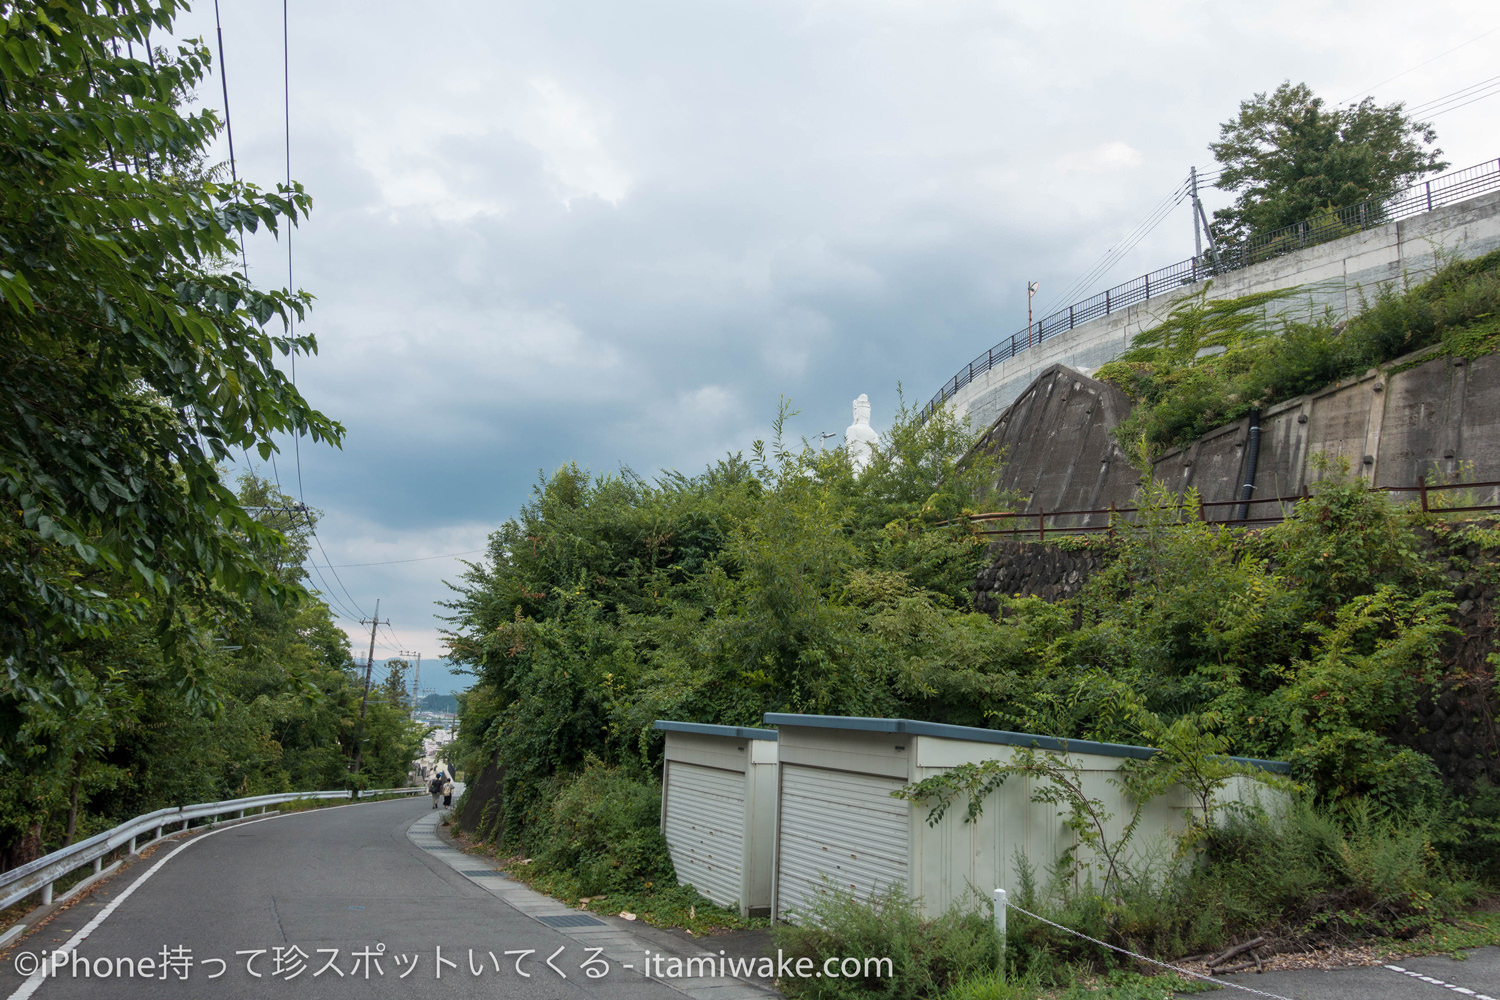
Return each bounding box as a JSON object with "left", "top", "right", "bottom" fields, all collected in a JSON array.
[
  {"left": 655, "top": 721, "right": 778, "bottom": 917},
  {"left": 765, "top": 714, "right": 1289, "bottom": 921}
]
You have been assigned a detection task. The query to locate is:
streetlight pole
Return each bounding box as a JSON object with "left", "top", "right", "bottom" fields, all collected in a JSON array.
[{"left": 1027, "top": 281, "right": 1039, "bottom": 347}]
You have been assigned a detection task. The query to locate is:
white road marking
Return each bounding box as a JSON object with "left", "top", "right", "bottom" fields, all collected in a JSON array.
[
  {"left": 1385, "top": 963, "right": 1496, "bottom": 999},
  {"left": 5, "top": 813, "right": 287, "bottom": 1000}
]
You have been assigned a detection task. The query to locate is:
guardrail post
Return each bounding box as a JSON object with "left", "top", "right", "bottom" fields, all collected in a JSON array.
[
  {"left": 1418, "top": 474, "right": 1428, "bottom": 512},
  {"left": 1069, "top": 305, "right": 1074, "bottom": 329},
  {"left": 93, "top": 857, "right": 102, "bottom": 875},
  {"left": 1144, "top": 274, "right": 1150, "bottom": 298},
  {"left": 1425, "top": 181, "right": 1433, "bottom": 212},
  {"left": 41, "top": 882, "right": 53, "bottom": 906},
  {"left": 128, "top": 835, "right": 136, "bottom": 854},
  {"left": 993, "top": 888, "right": 1007, "bottom": 982},
  {"left": 154, "top": 824, "right": 161, "bottom": 841},
  {"left": 1105, "top": 289, "right": 1110, "bottom": 315},
  {"left": 1037, "top": 509, "right": 1045, "bottom": 542},
  {"left": 237, "top": 809, "right": 244, "bottom": 819}
]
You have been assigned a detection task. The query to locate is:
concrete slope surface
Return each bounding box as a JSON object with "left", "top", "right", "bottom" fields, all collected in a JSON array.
[{"left": 0, "top": 800, "right": 774, "bottom": 1000}]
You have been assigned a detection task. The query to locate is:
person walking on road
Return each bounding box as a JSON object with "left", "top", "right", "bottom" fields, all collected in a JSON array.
[
  {"left": 429, "top": 772, "right": 445, "bottom": 809},
  {"left": 442, "top": 775, "right": 454, "bottom": 809}
]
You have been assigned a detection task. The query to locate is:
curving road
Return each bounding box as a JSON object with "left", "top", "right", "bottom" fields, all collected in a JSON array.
[{"left": 1, "top": 799, "right": 756, "bottom": 1000}]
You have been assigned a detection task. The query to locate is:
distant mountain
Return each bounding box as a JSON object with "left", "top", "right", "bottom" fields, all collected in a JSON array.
[
  {"left": 420, "top": 692, "right": 459, "bottom": 714},
  {"left": 373, "top": 656, "right": 471, "bottom": 697}
]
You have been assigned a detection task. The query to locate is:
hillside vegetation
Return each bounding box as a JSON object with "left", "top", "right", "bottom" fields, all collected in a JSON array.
[
  {"left": 1095, "top": 248, "right": 1500, "bottom": 456},
  {"left": 446, "top": 369, "right": 1500, "bottom": 988}
]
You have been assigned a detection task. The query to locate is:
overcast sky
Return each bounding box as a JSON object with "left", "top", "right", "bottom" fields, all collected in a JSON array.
[{"left": 164, "top": 1, "right": 1500, "bottom": 691}]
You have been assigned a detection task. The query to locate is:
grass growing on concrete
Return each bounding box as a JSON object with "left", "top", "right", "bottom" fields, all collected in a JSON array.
[{"left": 1096, "top": 248, "right": 1500, "bottom": 455}]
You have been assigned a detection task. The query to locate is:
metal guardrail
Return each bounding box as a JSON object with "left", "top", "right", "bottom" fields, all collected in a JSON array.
[
  {"left": 921, "top": 157, "right": 1500, "bottom": 421},
  {"left": 965, "top": 477, "right": 1500, "bottom": 540},
  {"left": 0, "top": 785, "right": 424, "bottom": 911}
]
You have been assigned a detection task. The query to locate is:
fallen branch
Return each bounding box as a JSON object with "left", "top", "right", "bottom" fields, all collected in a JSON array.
[{"left": 1209, "top": 936, "right": 1266, "bottom": 969}]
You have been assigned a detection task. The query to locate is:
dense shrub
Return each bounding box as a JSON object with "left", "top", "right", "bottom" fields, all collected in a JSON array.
[
  {"left": 772, "top": 885, "right": 998, "bottom": 1000},
  {"left": 532, "top": 762, "right": 675, "bottom": 896}
]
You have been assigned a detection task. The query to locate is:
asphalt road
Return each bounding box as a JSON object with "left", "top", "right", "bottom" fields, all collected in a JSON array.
[
  {"left": 0, "top": 800, "right": 691, "bottom": 1000},
  {"left": 1175, "top": 947, "right": 1500, "bottom": 1000},
  {"left": 5, "top": 800, "right": 1495, "bottom": 1000}
]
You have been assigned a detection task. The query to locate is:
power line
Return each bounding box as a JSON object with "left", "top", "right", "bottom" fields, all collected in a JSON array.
[
  {"left": 1406, "top": 73, "right": 1500, "bottom": 119},
  {"left": 325, "top": 548, "right": 488, "bottom": 568},
  {"left": 1338, "top": 25, "right": 1500, "bottom": 106},
  {"left": 1424, "top": 84, "right": 1500, "bottom": 119},
  {"left": 260, "top": 1, "right": 370, "bottom": 629},
  {"left": 208, "top": 0, "right": 378, "bottom": 654},
  {"left": 211, "top": 0, "right": 250, "bottom": 280},
  {"left": 303, "top": 556, "right": 365, "bottom": 623},
  {"left": 282, "top": 0, "right": 306, "bottom": 512},
  {"left": 1042, "top": 175, "right": 1191, "bottom": 313},
  {"left": 307, "top": 525, "right": 370, "bottom": 621}
]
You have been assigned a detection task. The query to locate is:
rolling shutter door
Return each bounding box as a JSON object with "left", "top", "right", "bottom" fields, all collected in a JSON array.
[
  {"left": 663, "top": 761, "right": 745, "bottom": 908},
  {"left": 776, "top": 765, "right": 910, "bottom": 920}
]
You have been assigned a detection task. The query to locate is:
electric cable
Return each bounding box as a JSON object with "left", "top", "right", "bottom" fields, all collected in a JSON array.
[
  {"left": 212, "top": 0, "right": 251, "bottom": 279},
  {"left": 1338, "top": 26, "right": 1500, "bottom": 106},
  {"left": 1042, "top": 175, "right": 1191, "bottom": 313},
  {"left": 1423, "top": 84, "right": 1500, "bottom": 118},
  {"left": 308, "top": 526, "right": 370, "bottom": 621},
  {"left": 203, "top": 0, "right": 378, "bottom": 642},
  {"left": 282, "top": 0, "right": 305, "bottom": 511},
  {"left": 1407, "top": 74, "right": 1500, "bottom": 119},
  {"left": 326, "top": 549, "right": 488, "bottom": 568}
]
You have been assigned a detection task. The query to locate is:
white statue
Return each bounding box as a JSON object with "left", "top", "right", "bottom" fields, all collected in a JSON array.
[{"left": 844, "top": 394, "right": 879, "bottom": 473}]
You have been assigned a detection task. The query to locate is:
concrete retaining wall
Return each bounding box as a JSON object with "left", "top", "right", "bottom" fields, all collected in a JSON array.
[
  {"left": 949, "top": 191, "right": 1500, "bottom": 434},
  {"left": 974, "top": 349, "right": 1500, "bottom": 519},
  {"left": 1154, "top": 349, "right": 1500, "bottom": 510}
]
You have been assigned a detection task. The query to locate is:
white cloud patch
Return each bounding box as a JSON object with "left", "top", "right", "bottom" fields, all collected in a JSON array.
[
  {"left": 1055, "top": 142, "right": 1145, "bottom": 173},
  {"left": 516, "top": 77, "right": 633, "bottom": 206}
]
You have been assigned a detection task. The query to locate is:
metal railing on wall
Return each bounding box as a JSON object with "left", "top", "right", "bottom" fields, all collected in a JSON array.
[
  {"left": 964, "top": 477, "right": 1500, "bottom": 540},
  {"left": 921, "top": 157, "right": 1500, "bottom": 422},
  {"left": 0, "top": 786, "right": 424, "bottom": 912}
]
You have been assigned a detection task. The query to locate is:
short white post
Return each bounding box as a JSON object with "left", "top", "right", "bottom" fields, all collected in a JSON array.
[
  {"left": 40, "top": 882, "right": 53, "bottom": 906},
  {"left": 993, "top": 888, "right": 1008, "bottom": 982},
  {"left": 93, "top": 857, "right": 102, "bottom": 875},
  {"left": 127, "top": 835, "right": 136, "bottom": 854}
]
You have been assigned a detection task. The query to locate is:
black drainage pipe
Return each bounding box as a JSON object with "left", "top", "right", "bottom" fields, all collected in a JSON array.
[{"left": 1234, "top": 409, "right": 1262, "bottom": 522}]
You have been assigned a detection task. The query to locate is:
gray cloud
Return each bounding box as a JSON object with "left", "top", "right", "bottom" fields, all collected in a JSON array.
[{"left": 166, "top": 0, "right": 1500, "bottom": 663}]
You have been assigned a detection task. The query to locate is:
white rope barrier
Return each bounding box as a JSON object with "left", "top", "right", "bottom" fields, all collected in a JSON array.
[{"left": 998, "top": 895, "right": 1302, "bottom": 1000}]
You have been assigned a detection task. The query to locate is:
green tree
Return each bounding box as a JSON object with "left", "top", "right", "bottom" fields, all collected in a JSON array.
[
  {"left": 381, "top": 659, "right": 410, "bottom": 705},
  {"left": 1210, "top": 81, "right": 1446, "bottom": 241},
  {"left": 0, "top": 0, "right": 342, "bottom": 747}
]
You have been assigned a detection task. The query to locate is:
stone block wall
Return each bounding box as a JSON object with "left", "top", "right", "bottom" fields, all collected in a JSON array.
[{"left": 972, "top": 540, "right": 1109, "bottom": 615}]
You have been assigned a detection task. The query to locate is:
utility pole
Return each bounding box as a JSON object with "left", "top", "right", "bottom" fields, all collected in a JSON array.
[
  {"left": 400, "top": 649, "right": 422, "bottom": 708},
  {"left": 1190, "top": 166, "right": 1221, "bottom": 271},
  {"left": 350, "top": 599, "right": 389, "bottom": 777},
  {"left": 1191, "top": 166, "right": 1202, "bottom": 260}
]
